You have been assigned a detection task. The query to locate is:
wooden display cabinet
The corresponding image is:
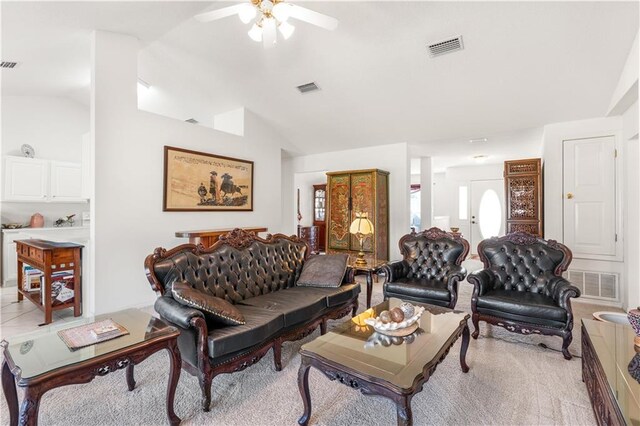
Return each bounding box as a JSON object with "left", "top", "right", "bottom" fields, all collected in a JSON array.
[
  {"left": 312, "top": 184, "right": 327, "bottom": 252},
  {"left": 504, "top": 158, "right": 543, "bottom": 236}
]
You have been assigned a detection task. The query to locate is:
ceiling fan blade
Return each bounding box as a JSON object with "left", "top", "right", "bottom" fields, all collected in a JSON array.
[
  {"left": 195, "top": 4, "right": 245, "bottom": 23},
  {"left": 286, "top": 4, "right": 338, "bottom": 31},
  {"left": 263, "top": 18, "right": 277, "bottom": 49}
]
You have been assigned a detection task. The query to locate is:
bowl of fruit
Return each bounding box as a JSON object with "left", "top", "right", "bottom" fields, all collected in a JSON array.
[{"left": 364, "top": 302, "right": 426, "bottom": 336}]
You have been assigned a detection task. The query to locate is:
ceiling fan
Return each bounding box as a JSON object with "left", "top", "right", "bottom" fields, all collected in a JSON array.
[{"left": 195, "top": 0, "right": 338, "bottom": 49}]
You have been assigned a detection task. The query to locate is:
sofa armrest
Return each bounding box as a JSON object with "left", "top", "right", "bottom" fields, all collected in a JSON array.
[
  {"left": 467, "top": 270, "right": 494, "bottom": 297},
  {"left": 342, "top": 266, "right": 355, "bottom": 285},
  {"left": 546, "top": 277, "right": 581, "bottom": 309},
  {"left": 154, "top": 296, "right": 205, "bottom": 329},
  {"left": 381, "top": 260, "right": 409, "bottom": 283}
]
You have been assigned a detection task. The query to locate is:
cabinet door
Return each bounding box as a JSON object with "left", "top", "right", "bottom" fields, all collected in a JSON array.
[
  {"left": 350, "top": 172, "right": 375, "bottom": 252},
  {"left": 327, "top": 174, "right": 351, "bottom": 251},
  {"left": 50, "top": 161, "right": 83, "bottom": 201},
  {"left": 3, "top": 157, "right": 49, "bottom": 201}
]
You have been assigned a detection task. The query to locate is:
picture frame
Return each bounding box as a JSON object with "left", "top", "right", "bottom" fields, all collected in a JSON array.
[{"left": 163, "top": 146, "right": 254, "bottom": 212}]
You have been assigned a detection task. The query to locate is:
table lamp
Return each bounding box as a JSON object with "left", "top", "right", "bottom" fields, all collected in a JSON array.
[{"left": 349, "top": 212, "right": 374, "bottom": 267}]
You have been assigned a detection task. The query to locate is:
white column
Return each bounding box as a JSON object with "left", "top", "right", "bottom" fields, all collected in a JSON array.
[{"left": 420, "top": 157, "right": 432, "bottom": 230}]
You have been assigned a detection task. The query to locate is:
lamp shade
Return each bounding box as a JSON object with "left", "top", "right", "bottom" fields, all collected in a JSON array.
[{"left": 349, "top": 212, "right": 374, "bottom": 236}]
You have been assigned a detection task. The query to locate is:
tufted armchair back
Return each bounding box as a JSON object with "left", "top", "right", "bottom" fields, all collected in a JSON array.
[
  {"left": 399, "top": 228, "right": 469, "bottom": 281},
  {"left": 145, "top": 229, "right": 308, "bottom": 304},
  {"left": 478, "top": 232, "right": 572, "bottom": 294}
]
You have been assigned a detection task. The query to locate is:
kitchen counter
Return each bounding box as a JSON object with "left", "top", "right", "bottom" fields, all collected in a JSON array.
[{"left": 2, "top": 226, "right": 89, "bottom": 233}]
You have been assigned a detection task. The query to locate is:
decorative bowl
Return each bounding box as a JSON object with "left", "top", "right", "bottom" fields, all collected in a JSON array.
[
  {"left": 364, "top": 305, "right": 425, "bottom": 335},
  {"left": 450, "top": 227, "right": 460, "bottom": 233}
]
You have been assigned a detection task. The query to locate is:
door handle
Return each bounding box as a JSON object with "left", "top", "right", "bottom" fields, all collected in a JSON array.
[
  {"left": 566, "top": 193, "right": 574, "bottom": 199},
  {"left": 471, "top": 220, "right": 476, "bottom": 224}
]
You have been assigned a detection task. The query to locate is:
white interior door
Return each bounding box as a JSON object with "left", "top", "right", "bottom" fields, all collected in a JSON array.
[
  {"left": 563, "top": 136, "right": 616, "bottom": 257},
  {"left": 470, "top": 179, "right": 505, "bottom": 254}
]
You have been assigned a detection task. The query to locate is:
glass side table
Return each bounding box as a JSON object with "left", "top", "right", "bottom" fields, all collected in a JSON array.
[{"left": 1, "top": 309, "right": 181, "bottom": 426}]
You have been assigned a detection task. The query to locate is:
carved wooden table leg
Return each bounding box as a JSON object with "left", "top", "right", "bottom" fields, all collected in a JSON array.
[
  {"left": 297, "top": 360, "right": 312, "bottom": 426},
  {"left": 126, "top": 363, "right": 136, "bottom": 391},
  {"left": 460, "top": 324, "right": 470, "bottom": 373},
  {"left": 165, "top": 341, "right": 182, "bottom": 426},
  {"left": 395, "top": 395, "right": 413, "bottom": 426},
  {"left": 2, "top": 359, "right": 18, "bottom": 426},
  {"left": 18, "top": 386, "right": 41, "bottom": 426},
  {"left": 366, "top": 272, "right": 373, "bottom": 309}
]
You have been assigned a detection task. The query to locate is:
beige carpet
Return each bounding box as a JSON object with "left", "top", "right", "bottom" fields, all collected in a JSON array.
[{"left": 0, "top": 273, "right": 598, "bottom": 425}]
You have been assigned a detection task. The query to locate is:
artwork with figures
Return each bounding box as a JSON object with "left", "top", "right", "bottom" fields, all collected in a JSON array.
[{"left": 163, "top": 146, "right": 253, "bottom": 211}]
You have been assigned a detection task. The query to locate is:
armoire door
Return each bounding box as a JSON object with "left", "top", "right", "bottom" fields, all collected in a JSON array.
[
  {"left": 350, "top": 171, "right": 375, "bottom": 252},
  {"left": 327, "top": 173, "right": 351, "bottom": 251},
  {"left": 563, "top": 136, "right": 617, "bottom": 257}
]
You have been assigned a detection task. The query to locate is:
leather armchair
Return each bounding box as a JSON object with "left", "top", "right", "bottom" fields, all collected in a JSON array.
[
  {"left": 468, "top": 232, "right": 580, "bottom": 360},
  {"left": 382, "top": 227, "right": 470, "bottom": 308}
]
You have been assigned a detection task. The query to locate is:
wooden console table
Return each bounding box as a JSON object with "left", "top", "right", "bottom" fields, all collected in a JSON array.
[
  {"left": 175, "top": 227, "right": 267, "bottom": 248},
  {"left": 582, "top": 318, "right": 639, "bottom": 425},
  {"left": 16, "top": 239, "right": 83, "bottom": 325}
]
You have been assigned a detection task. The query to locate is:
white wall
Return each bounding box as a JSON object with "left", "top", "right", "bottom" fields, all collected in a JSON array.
[
  {"left": 91, "top": 31, "right": 290, "bottom": 314},
  {"left": 542, "top": 116, "right": 626, "bottom": 306},
  {"left": 1, "top": 95, "right": 90, "bottom": 225},
  {"left": 285, "top": 143, "right": 410, "bottom": 259},
  {"left": 293, "top": 171, "right": 327, "bottom": 228},
  {"left": 1, "top": 95, "right": 89, "bottom": 162}
]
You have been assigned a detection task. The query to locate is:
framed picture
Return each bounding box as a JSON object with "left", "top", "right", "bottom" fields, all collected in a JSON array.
[{"left": 163, "top": 146, "right": 254, "bottom": 211}]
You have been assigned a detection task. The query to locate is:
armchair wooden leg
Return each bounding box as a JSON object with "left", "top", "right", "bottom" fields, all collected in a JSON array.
[
  {"left": 471, "top": 313, "right": 480, "bottom": 339},
  {"left": 273, "top": 340, "right": 283, "bottom": 371},
  {"left": 562, "top": 332, "right": 573, "bottom": 360},
  {"left": 199, "top": 372, "right": 213, "bottom": 412}
]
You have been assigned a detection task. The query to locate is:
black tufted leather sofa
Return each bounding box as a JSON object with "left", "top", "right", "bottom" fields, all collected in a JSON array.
[
  {"left": 467, "top": 232, "right": 580, "bottom": 360},
  {"left": 381, "top": 228, "right": 470, "bottom": 308},
  {"left": 144, "top": 229, "right": 359, "bottom": 411}
]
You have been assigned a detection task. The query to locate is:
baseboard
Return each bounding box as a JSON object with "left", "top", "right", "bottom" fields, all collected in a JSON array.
[{"left": 573, "top": 297, "right": 623, "bottom": 309}]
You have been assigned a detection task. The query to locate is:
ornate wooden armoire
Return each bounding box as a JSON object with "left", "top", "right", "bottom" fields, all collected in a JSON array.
[
  {"left": 504, "top": 158, "right": 543, "bottom": 236},
  {"left": 326, "top": 169, "right": 389, "bottom": 260}
]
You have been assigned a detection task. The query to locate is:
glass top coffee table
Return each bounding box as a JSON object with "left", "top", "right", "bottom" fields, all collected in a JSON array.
[
  {"left": 1, "top": 309, "right": 181, "bottom": 426},
  {"left": 297, "top": 298, "right": 470, "bottom": 426}
]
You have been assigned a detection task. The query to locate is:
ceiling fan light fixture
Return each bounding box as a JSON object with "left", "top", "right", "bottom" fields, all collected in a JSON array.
[
  {"left": 272, "top": 3, "right": 290, "bottom": 22},
  {"left": 278, "top": 21, "right": 295, "bottom": 40},
  {"left": 262, "top": 17, "right": 277, "bottom": 48},
  {"left": 248, "top": 23, "right": 262, "bottom": 42},
  {"left": 238, "top": 3, "right": 257, "bottom": 23}
]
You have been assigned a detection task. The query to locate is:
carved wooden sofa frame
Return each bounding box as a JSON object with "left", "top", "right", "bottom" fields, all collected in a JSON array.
[{"left": 144, "top": 229, "right": 358, "bottom": 411}]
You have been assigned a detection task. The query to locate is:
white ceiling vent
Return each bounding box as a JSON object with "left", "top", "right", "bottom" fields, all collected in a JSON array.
[
  {"left": 185, "top": 118, "right": 199, "bottom": 124},
  {"left": 1, "top": 61, "right": 19, "bottom": 69},
  {"left": 427, "top": 36, "right": 464, "bottom": 57},
  {"left": 297, "top": 82, "right": 320, "bottom": 94}
]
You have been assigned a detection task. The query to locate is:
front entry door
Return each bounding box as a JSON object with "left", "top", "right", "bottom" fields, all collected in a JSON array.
[{"left": 470, "top": 179, "right": 505, "bottom": 254}]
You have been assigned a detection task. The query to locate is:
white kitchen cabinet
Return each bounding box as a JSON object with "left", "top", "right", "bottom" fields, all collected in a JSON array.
[
  {"left": 3, "top": 156, "right": 87, "bottom": 202},
  {"left": 50, "top": 161, "right": 83, "bottom": 201},
  {"left": 3, "top": 157, "right": 49, "bottom": 201}
]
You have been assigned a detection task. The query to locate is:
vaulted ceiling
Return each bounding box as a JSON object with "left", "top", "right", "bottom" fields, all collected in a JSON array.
[{"left": 2, "top": 1, "right": 638, "bottom": 157}]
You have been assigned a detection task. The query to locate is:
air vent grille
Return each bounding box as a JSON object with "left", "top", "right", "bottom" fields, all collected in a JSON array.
[
  {"left": 564, "top": 269, "right": 618, "bottom": 301},
  {"left": 1, "top": 61, "right": 18, "bottom": 69},
  {"left": 185, "top": 118, "right": 199, "bottom": 124},
  {"left": 427, "top": 36, "right": 464, "bottom": 57},
  {"left": 296, "top": 82, "right": 319, "bottom": 93}
]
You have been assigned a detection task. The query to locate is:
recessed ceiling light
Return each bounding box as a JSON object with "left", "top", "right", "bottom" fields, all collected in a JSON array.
[
  {"left": 469, "top": 138, "right": 487, "bottom": 144},
  {"left": 473, "top": 155, "right": 488, "bottom": 163}
]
